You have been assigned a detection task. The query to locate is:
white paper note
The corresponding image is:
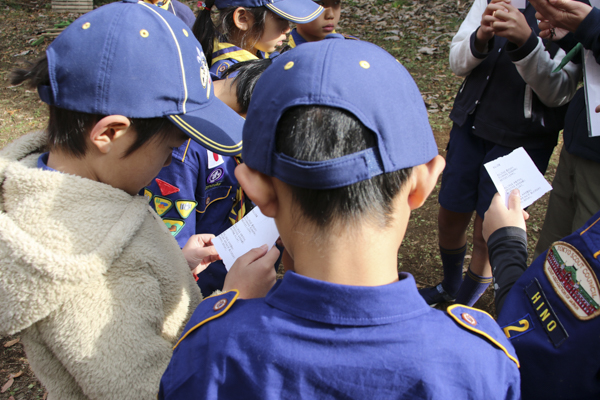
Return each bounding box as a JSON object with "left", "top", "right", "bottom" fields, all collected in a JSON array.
[
  {"left": 212, "top": 207, "right": 279, "bottom": 271},
  {"left": 484, "top": 147, "right": 552, "bottom": 209},
  {"left": 512, "top": 0, "right": 526, "bottom": 9},
  {"left": 583, "top": 49, "right": 600, "bottom": 137}
]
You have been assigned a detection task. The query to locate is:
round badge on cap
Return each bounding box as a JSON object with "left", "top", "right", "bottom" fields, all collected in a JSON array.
[
  {"left": 213, "top": 298, "right": 228, "bottom": 311},
  {"left": 461, "top": 312, "right": 477, "bottom": 326}
]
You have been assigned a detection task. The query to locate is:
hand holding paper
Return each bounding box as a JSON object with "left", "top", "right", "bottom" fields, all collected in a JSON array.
[
  {"left": 484, "top": 147, "right": 552, "bottom": 209},
  {"left": 212, "top": 207, "right": 280, "bottom": 271}
]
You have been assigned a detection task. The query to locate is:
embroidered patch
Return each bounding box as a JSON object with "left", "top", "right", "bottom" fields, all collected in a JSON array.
[
  {"left": 156, "top": 178, "right": 180, "bottom": 196},
  {"left": 217, "top": 63, "right": 229, "bottom": 73},
  {"left": 163, "top": 219, "right": 185, "bottom": 237},
  {"left": 213, "top": 298, "right": 228, "bottom": 311},
  {"left": 544, "top": 241, "right": 600, "bottom": 320},
  {"left": 501, "top": 314, "right": 534, "bottom": 340},
  {"left": 207, "top": 150, "right": 224, "bottom": 169},
  {"left": 176, "top": 200, "right": 198, "bottom": 219},
  {"left": 143, "top": 188, "right": 153, "bottom": 203},
  {"left": 461, "top": 313, "right": 477, "bottom": 326},
  {"left": 197, "top": 47, "right": 211, "bottom": 98},
  {"left": 526, "top": 278, "right": 569, "bottom": 347},
  {"left": 154, "top": 196, "right": 173, "bottom": 216},
  {"left": 207, "top": 167, "right": 224, "bottom": 184}
]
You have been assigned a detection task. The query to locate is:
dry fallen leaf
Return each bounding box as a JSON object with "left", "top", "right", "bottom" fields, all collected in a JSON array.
[
  {"left": 4, "top": 338, "right": 20, "bottom": 347},
  {"left": 1, "top": 378, "right": 14, "bottom": 393},
  {"left": 10, "top": 371, "right": 23, "bottom": 379}
]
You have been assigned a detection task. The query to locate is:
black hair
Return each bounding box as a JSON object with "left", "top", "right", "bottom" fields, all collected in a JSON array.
[
  {"left": 221, "top": 57, "right": 273, "bottom": 114},
  {"left": 275, "top": 106, "right": 413, "bottom": 229},
  {"left": 10, "top": 56, "right": 180, "bottom": 158},
  {"left": 193, "top": 2, "right": 268, "bottom": 66}
]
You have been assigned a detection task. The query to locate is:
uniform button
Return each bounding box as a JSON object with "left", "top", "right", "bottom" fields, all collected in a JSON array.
[
  {"left": 461, "top": 312, "right": 477, "bottom": 326},
  {"left": 213, "top": 298, "right": 228, "bottom": 311},
  {"left": 486, "top": 75, "right": 490, "bottom": 80}
]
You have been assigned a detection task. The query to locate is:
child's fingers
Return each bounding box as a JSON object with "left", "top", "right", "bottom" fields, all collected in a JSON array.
[
  {"left": 235, "top": 244, "right": 269, "bottom": 266},
  {"left": 522, "top": 210, "right": 530, "bottom": 221},
  {"left": 507, "top": 188, "right": 522, "bottom": 211}
]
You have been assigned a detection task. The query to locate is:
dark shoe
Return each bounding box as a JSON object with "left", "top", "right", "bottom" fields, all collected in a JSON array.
[{"left": 419, "top": 283, "right": 456, "bottom": 306}]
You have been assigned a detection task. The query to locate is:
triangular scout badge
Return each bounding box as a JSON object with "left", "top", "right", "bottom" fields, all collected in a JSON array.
[
  {"left": 156, "top": 178, "right": 180, "bottom": 196},
  {"left": 163, "top": 219, "right": 185, "bottom": 237},
  {"left": 154, "top": 196, "right": 173, "bottom": 217},
  {"left": 176, "top": 200, "right": 198, "bottom": 219},
  {"left": 143, "top": 188, "right": 153, "bottom": 203}
]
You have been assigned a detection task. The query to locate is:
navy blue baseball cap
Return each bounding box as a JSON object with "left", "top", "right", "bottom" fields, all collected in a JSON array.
[
  {"left": 242, "top": 39, "right": 439, "bottom": 189},
  {"left": 38, "top": 0, "right": 243, "bottom": 156},
  {"left": 214, "top": 0, "right": 323, "bottom": 23}
]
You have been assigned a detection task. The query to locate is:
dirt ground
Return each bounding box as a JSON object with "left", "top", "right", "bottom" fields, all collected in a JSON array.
[{"left": 0, "top": 0, "right": 560, "bottom": 398}]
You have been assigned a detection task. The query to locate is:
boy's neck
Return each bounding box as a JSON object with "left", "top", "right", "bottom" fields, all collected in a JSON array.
[
  {"left": 47, "top": 150, "right": 98, "bottom": 182},
  {"left": 285, "top": 208, "right": 410, "bottom": 287}
]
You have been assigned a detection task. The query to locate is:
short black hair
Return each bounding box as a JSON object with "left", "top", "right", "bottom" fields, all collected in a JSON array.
[
  {"left": 275, "top": 106, "right": 412, "bottom": 229},
  {"left": 11, "top": 56, "right": 180, "bottom": 158},
  {"left": 222, "top": 58, "right": 273, "bottom": 114}
]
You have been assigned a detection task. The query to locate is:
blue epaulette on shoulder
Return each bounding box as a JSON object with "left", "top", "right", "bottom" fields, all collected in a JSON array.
[
  {"left": 173, "top": 290, "right": 239, "bottom": 349},
  {"left": 447, "top": 304, "right": 520, "bottom": 367}
]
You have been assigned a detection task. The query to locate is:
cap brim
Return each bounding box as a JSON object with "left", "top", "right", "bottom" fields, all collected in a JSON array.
[
  {"left": 266, "top": 1, "right": 323, "bottom": 23},
  {"left": 168, "top": 98, "right": 244, "bottom": 156}
]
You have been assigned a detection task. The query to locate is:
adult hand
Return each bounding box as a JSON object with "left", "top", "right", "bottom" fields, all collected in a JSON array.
[
  {"left": 223, "top": 244, "right": 279, "bottom": 299},
  {"left": 182, "top": 234, "right": 221, "bottom": 275},
  {"left": 489, "top": 1, "right": 533, "bottom": 47},
  {"left": 531, "top": 0, "right": 592, "bottom": 33},
  {"left": 482, "top": 189, "right": 529, "bottom": 242}
]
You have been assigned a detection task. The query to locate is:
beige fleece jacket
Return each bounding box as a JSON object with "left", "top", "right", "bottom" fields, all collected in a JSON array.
[{"left": 0, "top": 132, "right": 202, "bottom": 400}]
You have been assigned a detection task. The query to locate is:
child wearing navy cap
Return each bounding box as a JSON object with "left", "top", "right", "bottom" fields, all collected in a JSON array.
[
  {"left": 159, "top": 39, "right": 520, "bottom": 399},
  {"left": 483, "top": 190, "right": 600, "bottom": 399},
  {"left": 288, "top": 0, "right": 358, "bottom": 48},
  {"left": 143, "top": 59, "right": 274, "bottom": 297},
  {"left": 193, "top": 0, "right": 323, "bottom": 80},
  {"left": 0, "top": 1, "right": 277, "bottom": 399}
]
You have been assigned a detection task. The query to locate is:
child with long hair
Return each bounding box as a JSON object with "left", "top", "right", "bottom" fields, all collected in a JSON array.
[{"left": 193, "top": 0, "right": 323, "bottom": 79}]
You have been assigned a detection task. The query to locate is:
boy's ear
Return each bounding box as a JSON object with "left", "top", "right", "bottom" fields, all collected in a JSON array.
[
  {"left": 233, "top": 7, "right": 253, "bottom": 31},
  {"left": 234, "top": 163, "right": 278, "bottom": 217},
  {"left": 407, "top": 155, "right": 445, "bottom": 210},
  {"left": 90, "top": 115, "right": 131, "bottom": 154}
]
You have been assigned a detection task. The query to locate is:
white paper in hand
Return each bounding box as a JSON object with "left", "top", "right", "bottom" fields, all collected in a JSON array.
[
  {"left": 511, "top": 0, "right": 526, "bottom": 9},
  {"left": 212, "top": 207, "right": 280, "bottom": 271},
  {"left": 484, "top": 147, "right": 552, "bottom": 209}
]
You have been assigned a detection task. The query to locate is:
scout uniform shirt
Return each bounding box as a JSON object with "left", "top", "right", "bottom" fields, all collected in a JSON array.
[
  {"left": 210, "top": 40, "right": 269, "bottom": 80},
  {"left": 144, "top": 139, "right": 246, "bottom": 296},
  {"left": 159, "top": 271, "right": 520, "bottom": 399},
  {"left": 497, "top": 210, "right": 600, "bottom": 399}
]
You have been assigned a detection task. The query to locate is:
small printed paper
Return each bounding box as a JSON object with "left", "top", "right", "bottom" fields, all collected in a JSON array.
[
  {"left": 512, "top": 0, "right": 526, "bottom": 9},
  {"left": 484, "top": 147, "right": 552, "bottom": 209},
  {"left": 212, "top": 207, "right": 279, "bottom": 271},
  {"left": 583, "top": 49, "right": 600, "bottom": 137}
]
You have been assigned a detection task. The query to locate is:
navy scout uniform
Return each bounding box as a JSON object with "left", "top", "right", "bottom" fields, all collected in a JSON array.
[
  {"left": 496, "top": 210, "right": 600, "bottom": 399},
  {"left": 159, "top": 272, "right": 520, "bottom": 399},
  {"left": 287, "top": 27, "right": 358, "bottom": 48},
  {"left": 210, "top": 41, "right": 269, "bottom": 80},
  {"left": 144, "top": 140, "right": 247, "bottom": 296}
]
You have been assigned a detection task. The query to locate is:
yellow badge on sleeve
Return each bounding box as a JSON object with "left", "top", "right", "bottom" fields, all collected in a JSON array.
[
  {"left": 143, "top": 188, "right": 153, "bottom": 204},
  {"left": 163, "top": 219, "right": 185, "bottom": 237},
  {"left": 154, "top": 196, "right": 173, "bottom": 216},
  {"left": 176, "top": 200, "right": 198, "bottom": 219}
]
